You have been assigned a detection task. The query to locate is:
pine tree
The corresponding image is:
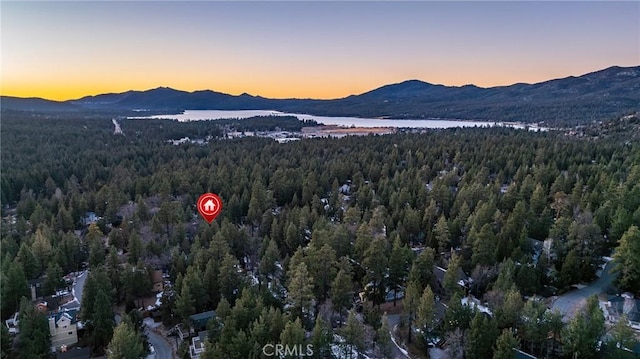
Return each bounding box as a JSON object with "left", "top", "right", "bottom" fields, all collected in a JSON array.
[
  {"left": 218, "top": 254, "right": 244, "bottom": 304},
  {"left": 606, "top": 314, "right": 638, "bottom": 357},
  {"left": 127, "top": 232, "right": 143, "bottom": 264},
  {"left": 563, "top": 295, "right": 605, "bottom": 359},
  {"left": 305, "top": 244, "right": 337, "bottom": 301},
  {"left": 44, "top": 261, "right": 64, "bottom": 296},
  {"left": 340, "top": 311, "right": 365, "bottom": 359},
  {"left": 286, "top": 262, "right": 314, "bottom": 323},
  {"left": 1, "top": 324, "right": 12, "bottom": 359},
  {"left": 408, "top": 247, "right": 435, "bottom": 291},
  {"left": 472, "top": 223, "right": 497, "bottom": 267},
  {"left": 416, "top": 285, "right": 437, "bottom": 347},
  {"left": 465, "top": 311, "right": 499, "bottom": 359},
  {"left": 280, "top": 318, "right": 306, "bottom": 358},
  {"left": 403, "top": 278, "right": 421, "bottom": 344},
  {"left": 92, "top": 289, "right": 114, "bottom": 354},
  {"left": 311, "top": 316, "right": 333, "bottom": 359},
  {"left": 444, "top": 252, "right": 463, "bottom": 295},
  {"left": 331, "top": 260, "right": 354, "bottom": 322},
  {"left": 435, "top": 215, "right": 451, "bottom": 252},
  {"left": 443, "top": 292, "right": 474, "bottom": 333},
  {"left": 495, "top": 286, "right": 523, "bottom": 329},
  {"left": 81, "top": 268, "right": 113, "bottom": 322},
  {"left": 16, "top": 297, "right": 50, "bottom": 359},
  {"left": 107, "top": 321, "right": 145, "bottom": 359},
  {"left": 363, "top": 237, "right": 388, "bottom": 306},
  {"left": 493, "top": 329, "right": 519, "bottom": 359},
  {"left": 175, "top": 274, "right": 196, "bottom": 322},
  {"left": 259, "top": 238, "right": 280, "bottom": 283},
  {"left": 613, "top": 225, "right": 640, "bottom": 295},
  {"left": 388, "top": 236, "right": 412, "bottom": 306},
  {"left": 16, "top": 242, "right": 40, "bottom": 279},
  {"left": 3, "top": 261, "right": 29, "bottom": 316},
  {"left": 377, "top": 313, "right": 394, "bottom": 359}
]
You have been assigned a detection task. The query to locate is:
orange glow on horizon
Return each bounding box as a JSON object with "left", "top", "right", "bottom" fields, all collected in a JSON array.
[{"left": 0, "top": 67, "right": 600, "bottom": 102}]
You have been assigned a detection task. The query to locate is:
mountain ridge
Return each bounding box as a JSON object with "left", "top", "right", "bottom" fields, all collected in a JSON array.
[{"left": 2, "top": 65, "right": 638, "bottom": 125}]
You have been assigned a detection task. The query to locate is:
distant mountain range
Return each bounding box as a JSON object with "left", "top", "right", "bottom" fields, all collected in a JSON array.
[{"left": 2, "top": 65, "right": 639, "bottom": 125}]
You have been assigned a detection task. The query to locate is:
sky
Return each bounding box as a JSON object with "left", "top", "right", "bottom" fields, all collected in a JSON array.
[{"left": 1, "top": 1, "right": 639, "bottom": 101}]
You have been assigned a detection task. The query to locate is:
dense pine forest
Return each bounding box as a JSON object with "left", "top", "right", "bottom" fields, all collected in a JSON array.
[{"left": 1, "top": 113, "right": 639, "bottom": 359}]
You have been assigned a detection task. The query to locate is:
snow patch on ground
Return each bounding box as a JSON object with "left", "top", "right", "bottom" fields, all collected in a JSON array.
[
  {"left": 461, "top": 296, "right": 493, "bottom": 316},
  {"left": 389, "top": 326, "right": 410, "bottom": 358}
]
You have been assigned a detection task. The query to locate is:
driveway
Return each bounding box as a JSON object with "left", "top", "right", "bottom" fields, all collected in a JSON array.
[{"left": 552, "top": 260, "right": 618, "bottom": 320}]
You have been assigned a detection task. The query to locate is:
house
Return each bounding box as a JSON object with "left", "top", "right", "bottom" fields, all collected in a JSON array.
[
  {"left": 189, "top": 331, "right": 208, "bottom": 359},
  {"left": 151, "top": 270, "right": 164, "bottom": 292},
  {"left": 433, "top": 265, "right": 470, "bottom": 293},
  {"left": 47, "top": 309, "right": 79, "bottom": 353},
  {"left": 513, "top": 348, "right": 537, "bottom": 359},
  {"left": 604, "top": 293, "right": 640, "bottom": 330},
  {"left": 174, "top": 311, "right": 216, "bottom": 341},
  {"left": 81, "top": 212, "right": 99, "bottom": 226},
  {"left": 189, "top": 311, "right": 216, "bottom": 332}
]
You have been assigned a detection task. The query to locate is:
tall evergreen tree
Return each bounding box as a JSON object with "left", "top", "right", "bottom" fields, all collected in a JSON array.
[
  {"left": 107, "top": 321, "right": 145, "bottom": 359},
  {"left": 279, "top": 318, "right": 306, "bottom": 359},
  {"left": 377, "top": 313, "right": 394, "bottom": 359},
  {"left": 465, "top": 311, "right": 499, "bottom": 359},
  {"left": 563, "top": 295, "right": 605, "bottom": 359},
  {"left": 613, "top": 225, "right": 640, "bottom": 295},
  {"left": 92, "top": 289, "right": 114, "bottom": 354},
  {"left": 435, "top": 215, "right": 451, "bottom": 252},
  {"left": 416, "top": 285, "right": 437, "bottom": 348},
  {"left": 493, "top": 329, "right": 519, "bottom": 359},
  {"left": 311, "top": 316, "right": 333, "bottom": 359},
  {"left": 339, "top": 311, "right": 365, "bottom": 359},
  {"left": 388, "top": 236, "right": 412, "bottom": 306},
  {"left": 16, "top": 297, "right": 50, "bottom": 359},
  {"left": 331, "top": 260, "right": 354, "bottom": 322},
  {"left": 286, "top": 262, "right": 315, "bottom": 324}
]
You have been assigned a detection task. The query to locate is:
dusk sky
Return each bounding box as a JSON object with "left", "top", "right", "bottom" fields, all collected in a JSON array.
[{"left": 2, "top": 1, "right": 639, "bottom": 101}]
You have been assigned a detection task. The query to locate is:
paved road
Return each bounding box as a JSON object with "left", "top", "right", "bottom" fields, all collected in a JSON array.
[
  {"left": 552, "top": 260, "right": 618, "bottom": 320},
  {"left": 146, "top": 327, "right": 173, "bottom": 359},
  {"left": 387, "top": 314, "right": 411, "bottom": 359},
  {"left": 61, "top": 270, "right": 88, "bottom": 311}
]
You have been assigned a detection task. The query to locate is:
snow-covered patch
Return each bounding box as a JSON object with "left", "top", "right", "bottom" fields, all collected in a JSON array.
[
  {"left": 461, "top": 296, "right": 493, "bottom": 316},
  {"left": 331, "top": 335, "right": 372, "bottom": 359},
  {"left": 389, "top": 326, "right": 410, "bottom": 358},
  {"left": 249, "top": 272, "right": 259, "bottom": 286}
]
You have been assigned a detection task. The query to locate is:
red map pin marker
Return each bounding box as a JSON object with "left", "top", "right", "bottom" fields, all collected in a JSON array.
[{"left": 197, "top": 193, "right": 223, "bottom": 224}]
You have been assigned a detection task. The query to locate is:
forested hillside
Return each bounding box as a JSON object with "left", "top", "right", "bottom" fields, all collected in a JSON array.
[{"left": 1, "top": 113, "right": 639, "bottom": 359}]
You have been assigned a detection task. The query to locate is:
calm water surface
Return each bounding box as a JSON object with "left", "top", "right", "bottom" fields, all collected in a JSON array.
[{"left": 136, "top": 110, "right": 542, "bottom": 130}]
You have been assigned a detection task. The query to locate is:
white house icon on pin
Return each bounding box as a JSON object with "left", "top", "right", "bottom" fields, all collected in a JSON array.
[{"left": 204, "top": 199, "right": 216, "bottom": 212}]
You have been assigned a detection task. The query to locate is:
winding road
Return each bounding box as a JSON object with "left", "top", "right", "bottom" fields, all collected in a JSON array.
[
  {"left": 387, "top": 314, "right": 411, "bottom": 359},
  {"left": 552, "top": 259, "right": 618, "bottom": 320},
  {"left": 145, "top": 324, "right": 173, "bottom": 359}
]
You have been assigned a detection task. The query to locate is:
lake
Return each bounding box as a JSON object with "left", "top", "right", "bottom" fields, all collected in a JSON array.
[{"left": 135, "top": 110, "right": 543, "bottom": 130}]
